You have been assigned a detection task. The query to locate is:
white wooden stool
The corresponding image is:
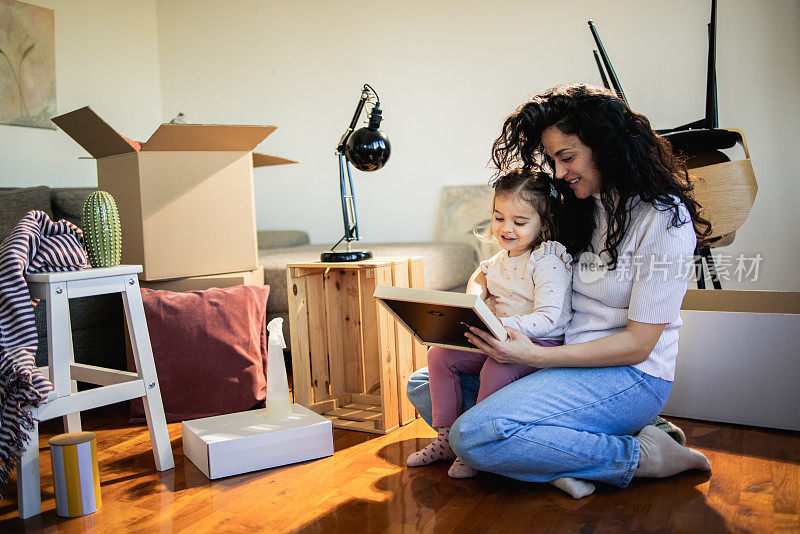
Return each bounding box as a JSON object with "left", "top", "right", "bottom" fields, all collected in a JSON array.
[{"left": 17, "top": 265, "right": 174, "bottom": 519}]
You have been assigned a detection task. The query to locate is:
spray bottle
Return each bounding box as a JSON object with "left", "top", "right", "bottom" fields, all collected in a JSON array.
[{"left": 264, "top": 318, "right": 292, "bottom": 419}]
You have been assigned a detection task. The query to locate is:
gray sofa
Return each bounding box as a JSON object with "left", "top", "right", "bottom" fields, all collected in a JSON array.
[
  {"left": 2, "top": 185, "right": 489, "bottom": 369},
  {"left": 0, "top": 186, "right": 126, "bottom": 370},
  {"left": 260, "top": 239, "right": 478, "bottom": 341}
]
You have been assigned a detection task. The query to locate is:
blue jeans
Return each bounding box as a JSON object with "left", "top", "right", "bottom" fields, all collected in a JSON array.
[{"left": 406, "top": 365, "right": 672, "bottom": 487}]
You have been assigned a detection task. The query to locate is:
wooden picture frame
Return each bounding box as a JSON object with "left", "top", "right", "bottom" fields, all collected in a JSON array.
[{"left": 373, "top": 286, "right": 507, "bottom": 353}]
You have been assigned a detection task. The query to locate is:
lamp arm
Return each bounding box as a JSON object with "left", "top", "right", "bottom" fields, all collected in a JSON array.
[
  {"left": 336, "top": 84, "right": 381, "bottom": 153},
  {"left": 337, "top": 88, "right": 370, "bottom": 153},
  {"left": 344, "top": 156, "right": 360, "bottom": 241},
  {"left": 337, "top": 152, "right": 351, "bottom": 242}
]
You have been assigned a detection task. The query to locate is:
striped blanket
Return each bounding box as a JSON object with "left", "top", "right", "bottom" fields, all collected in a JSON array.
[{"left": 0, "top": 211, "right": 88, "bottom": 494}]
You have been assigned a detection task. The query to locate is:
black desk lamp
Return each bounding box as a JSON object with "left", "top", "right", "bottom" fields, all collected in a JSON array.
[{"left": 321, "top": 84, "right": 391, "bottom": 262}]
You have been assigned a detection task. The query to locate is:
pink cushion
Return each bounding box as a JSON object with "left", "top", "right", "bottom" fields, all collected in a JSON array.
[{"left": 130, "top": 285, "right": 270, "bottom": 423}]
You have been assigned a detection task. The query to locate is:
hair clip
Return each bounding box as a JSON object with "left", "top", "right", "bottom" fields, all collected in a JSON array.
[{"left": 549, "top": 183, "right": 559, "bottom": 198}]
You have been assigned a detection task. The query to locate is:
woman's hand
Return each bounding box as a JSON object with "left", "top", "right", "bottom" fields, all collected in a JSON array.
[
  {"left": 467, "top": 320, "right": 666, "bottom": 369},
  {"left": 464, "top": 326, "right": 552, "bottom": 367}
]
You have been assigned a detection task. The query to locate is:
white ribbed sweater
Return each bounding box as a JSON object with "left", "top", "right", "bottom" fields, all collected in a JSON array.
[{"left": 565, "top": 196, "right": 696, "bottom": 381}]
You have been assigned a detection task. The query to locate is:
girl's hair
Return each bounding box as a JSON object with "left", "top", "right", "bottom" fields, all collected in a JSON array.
[
  {"left": 491, "top": 83, "right": 712, "bottom": 268},
  {"left": 478, "top": 169, "right": 561, "bottom": 251}
]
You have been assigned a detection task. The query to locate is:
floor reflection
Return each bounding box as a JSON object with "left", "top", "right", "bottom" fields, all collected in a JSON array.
[{"left": 1, "top": 408, "right": 794, "bottom": 533}]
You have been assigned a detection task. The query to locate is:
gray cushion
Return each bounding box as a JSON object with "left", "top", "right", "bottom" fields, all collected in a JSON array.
[
  {"left": 34, "top": 295, "right": 125, "bottom": 369},
  {"left": 259, "top": 241, "right": 478, "bottom": 314},
  {"left": 257, "top": 230, "right": 310, "bottom": 249},
  {"left": 51, "top": 187, "right": 96, "bottom": 228},
  {"left": 0, "top": 186, "right": 53, "bottom": 242},
  {"left": 435, "top": 185, "right": 502, "bottom": 262}
]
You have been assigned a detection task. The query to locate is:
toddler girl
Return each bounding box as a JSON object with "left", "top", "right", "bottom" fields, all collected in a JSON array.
[{"left": 407, "top": 170, "right": 573, "bottom": 478}]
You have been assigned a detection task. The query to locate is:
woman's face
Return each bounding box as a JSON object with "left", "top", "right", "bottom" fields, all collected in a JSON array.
[{"left": 541, "top": 126, "right": 602, "bottom": 199}]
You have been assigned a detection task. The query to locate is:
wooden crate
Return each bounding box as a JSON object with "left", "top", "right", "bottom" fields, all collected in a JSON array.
[{"left": 286, "top": 257, "right": 427, "bottom": 434}]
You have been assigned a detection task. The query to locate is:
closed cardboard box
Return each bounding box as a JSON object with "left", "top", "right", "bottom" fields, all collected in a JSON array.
[
  {"left": 53, "top": 107, "right": 294, "bottom": 281},
  {"left": 665, "top": 290, "right": 800, "bottom": 431},
  {"left": 139, "top": 266, "right": 264, "bottom": 292}
]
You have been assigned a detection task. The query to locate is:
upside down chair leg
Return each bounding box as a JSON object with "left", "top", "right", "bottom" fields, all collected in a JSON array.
[
  {"left": 694, "top": 246, "right": 706, "bottom": 289},
  {"left": 700, "top": 247, "right": 723, "bottom": 289}
]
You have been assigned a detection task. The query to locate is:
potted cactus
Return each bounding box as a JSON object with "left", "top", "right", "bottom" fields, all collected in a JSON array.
[{"left": 82, "top": 191, "right": 122, "bottom": 268}]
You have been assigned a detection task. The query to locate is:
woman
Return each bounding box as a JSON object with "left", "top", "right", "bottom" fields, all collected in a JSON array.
[{"left": 407, "top": 84, "right": 712, "bottom": 498}]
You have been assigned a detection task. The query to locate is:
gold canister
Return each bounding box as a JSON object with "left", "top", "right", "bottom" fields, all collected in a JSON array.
[{"left": 49, "top": 432, "right": 102, "bottom": 517}]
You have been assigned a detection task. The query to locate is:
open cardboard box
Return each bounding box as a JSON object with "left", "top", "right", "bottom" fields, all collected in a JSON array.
[
  {"left": 53, "top": 107, "right": 295, "bottom": 281},
  {"left": 664, "top": 289, "right": 800, "bottom": 431}
]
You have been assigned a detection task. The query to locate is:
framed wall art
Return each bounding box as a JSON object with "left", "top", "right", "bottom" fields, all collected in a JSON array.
[{"left": 0, "top": 0, "right": 56, "bottom": 129}]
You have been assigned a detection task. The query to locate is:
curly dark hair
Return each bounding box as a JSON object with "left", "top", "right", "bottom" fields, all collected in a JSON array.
[
  {"left": 491, "top": 83, "right": 711, "bottom": 268},
  {"left": 480, "top": 169, "right": 561, "bottom": 251}
]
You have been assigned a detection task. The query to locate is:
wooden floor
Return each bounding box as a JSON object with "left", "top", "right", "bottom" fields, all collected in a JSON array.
[{"left": 1, "top": 405, "right": 798, "bottom": 534}]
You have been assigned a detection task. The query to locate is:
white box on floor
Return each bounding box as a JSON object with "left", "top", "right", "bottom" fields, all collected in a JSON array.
[{"left": 181, "top": 404, "right": 333, "bottom": 479}]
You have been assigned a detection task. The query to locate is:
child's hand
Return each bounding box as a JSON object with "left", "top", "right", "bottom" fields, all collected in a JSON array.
[
  {"left": 492, "top": 295, "right": 516, "bottom": 308},
  {"left": 466, "top": 268, "right": 489, "bottom": 301},
  {"left": 485, "top": 295, "right": 497, "bottom": 314}
]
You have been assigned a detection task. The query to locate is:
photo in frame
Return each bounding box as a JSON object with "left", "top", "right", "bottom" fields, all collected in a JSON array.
[{"left": 373, "top": 285, "right": 508, "bottom": 353}]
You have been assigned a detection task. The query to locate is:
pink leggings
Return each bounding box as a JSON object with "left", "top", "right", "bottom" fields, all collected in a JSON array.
[{"left": 427, "top": 339, "right": 562, "bottom": 428}]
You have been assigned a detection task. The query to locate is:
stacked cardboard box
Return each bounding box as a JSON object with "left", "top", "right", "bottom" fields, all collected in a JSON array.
[
  {"left": 53, "top": 106, "right": 294, "bottom": 291},
  {"left": 664, "top": 289, "right": 800, "bottom": 431},
  {"left": 138, "top": 267, "right": 265, "bottom": 291}
]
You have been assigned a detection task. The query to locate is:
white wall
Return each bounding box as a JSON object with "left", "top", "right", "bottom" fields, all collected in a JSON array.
[
  {"left": 155, "top": 0, "right": 800, "bottom": 291},
  {"left": 2, "top": 1, "right": 797, "bottom": 290},
  {"left": 0, "top": 0, "right": 162, "bottom": 187},
  {"left": 714, "top": 1, "right": 800, "bottom": 291}
]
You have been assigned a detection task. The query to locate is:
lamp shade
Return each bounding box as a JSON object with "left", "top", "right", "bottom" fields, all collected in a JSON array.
[{"left": 346, "top": 127, "right": 390, "bottom": 172}]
